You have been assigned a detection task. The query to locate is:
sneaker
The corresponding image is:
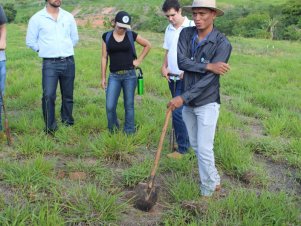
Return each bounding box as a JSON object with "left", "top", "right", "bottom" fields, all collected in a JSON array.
[{"left": 167, "top": 151, "right": 183, "bottom": 159}]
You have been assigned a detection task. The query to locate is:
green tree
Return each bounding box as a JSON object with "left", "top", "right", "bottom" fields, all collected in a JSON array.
[
  {"left": 232, "top": 13, "right": 270, "bottom": 39},
  {"left": 215, "top": 6, "right": 250, "bottom": 36},
  {"left": 3, "top": 3, "right": 17, "bottom": 23},
  {"left": 279, "top": 0, "right": 301, "bottom": 40}
]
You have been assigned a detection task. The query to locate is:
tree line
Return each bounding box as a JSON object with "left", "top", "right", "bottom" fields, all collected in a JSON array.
[{"left": 3, "top": 0, "right": 301, "bottom": 41}]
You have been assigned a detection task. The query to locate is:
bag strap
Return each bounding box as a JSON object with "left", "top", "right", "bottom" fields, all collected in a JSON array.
[
  {"left": 126, "top": 30, "right": 137, "bottom": 59},
  {"left": 105, "top": 30, "right": 113, "bottom": 53}
]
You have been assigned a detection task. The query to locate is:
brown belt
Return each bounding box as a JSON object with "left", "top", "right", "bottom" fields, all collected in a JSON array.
[{"left": 112, "top": 69, "right": 133, "bottom": 75}]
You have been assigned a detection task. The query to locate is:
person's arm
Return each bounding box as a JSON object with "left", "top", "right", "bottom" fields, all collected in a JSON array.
[
  {"left": 101, "top": 40, "right": 108, "bottom": 90},
  {"left": 161, "top": 50, "right": 171, "bottom": 82},
  {"left": 168, "top": 40, "right": 232, "bottom": 110},
  {"left": 178, "top": 28, "right": 231, "bottom": 75},
  {"left": 206, "top": 61, "right": 230, "bottom": 75},
  {"left": 0, "top": 23, "right": 6, "bottom": 50},
  {"left": 133, "top": 35, "right": 151, "bottom": 67},
  {"left": 177, "top": 28, "right": 207, "bottom": 73},
  {"left": 70, "top": 15, "right": 79, "bottom": 47},
  {"left": 26, "top": 17, "right": 40, "bottom": 52},
  {"left": 180, "top": 40, "right": 232, "bottom": 104}
]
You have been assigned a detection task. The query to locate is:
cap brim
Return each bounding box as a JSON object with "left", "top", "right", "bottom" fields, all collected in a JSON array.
[
  {"left": 116, "top": 22, "right": 131, "bottom": 29},
  {"left": 183, "top": 6, "right": 224, "bottom": 17}
]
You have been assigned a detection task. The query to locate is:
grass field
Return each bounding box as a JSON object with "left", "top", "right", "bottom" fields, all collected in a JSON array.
[{"left": 0, "top": 1, "right": 300, "bottom": 225}]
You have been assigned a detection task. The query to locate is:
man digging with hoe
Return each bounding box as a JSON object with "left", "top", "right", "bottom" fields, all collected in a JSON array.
[{"left": 134, "top": 0, "right": 232, "bottom": 212}]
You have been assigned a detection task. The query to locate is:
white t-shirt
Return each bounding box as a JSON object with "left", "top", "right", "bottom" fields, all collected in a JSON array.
[{"left": 163, "top": 16, "right": 194, "bottom": 80}]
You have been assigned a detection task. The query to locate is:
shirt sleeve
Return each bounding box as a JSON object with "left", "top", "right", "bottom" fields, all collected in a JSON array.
[
  {"left": 70, "top": 15, "right": 79, "bottom": 47},
  {"left": 162, "top": 26, "right": 169, "bottom": 50},
  {"left": 26, "top": 16, "right": 40, "bottom": 52},
  {"left": 177, "top": 28, "right": 207, "bottom": 74},
  {"left": 0, "top": 6, "right": 7, "bottom": 25}
]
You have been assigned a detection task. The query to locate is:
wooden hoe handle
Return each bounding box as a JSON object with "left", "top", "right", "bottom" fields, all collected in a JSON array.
[{"left": 149, "top": 107, "right": 172, "bottom": 181}]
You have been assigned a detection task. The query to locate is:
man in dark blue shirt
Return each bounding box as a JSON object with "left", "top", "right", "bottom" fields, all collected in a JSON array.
[{"left": 168, "top": 0, "right": 232, "bottom": 197}]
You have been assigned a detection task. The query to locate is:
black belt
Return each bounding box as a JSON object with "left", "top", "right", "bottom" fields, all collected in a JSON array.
[
  {"left": 43, "top": 56, "right": 73, "bottom": 61},
  {"left": 112, "top": 69, "right": 133, "bottom": 75},
  {"left": 168, "top": 73, "right": 180, "bottom": 77}
]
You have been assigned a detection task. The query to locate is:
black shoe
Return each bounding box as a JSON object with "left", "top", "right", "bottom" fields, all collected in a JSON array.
[
  {"left": 44, "top": 128, "right": 57, "bottom": 136},
  {"left": 62, "top": 121, "right": 74, "bottom": 127}
]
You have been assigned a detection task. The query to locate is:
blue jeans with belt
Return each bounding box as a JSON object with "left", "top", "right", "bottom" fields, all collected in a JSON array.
[
  {"left": 106, "top": 69, "right": 137, "bottom": 134},
  {"left": 0, "top": 60, "right": 6, "bottom": 131},
  {"left": 42, "top": 56, "right": 75, "bottom": 132},
  {"left": 168, "top": 79, "right": 190, "bottom": 153}
]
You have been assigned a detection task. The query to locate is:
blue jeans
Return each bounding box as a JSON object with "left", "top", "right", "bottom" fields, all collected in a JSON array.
[
  {"left": 0, "top": 61, "right": 6, "bottom": 131},
  {"left": 42, "top": 57, "right": 75, "bottom": 132},
  {"left": 169, "top": 79, "right": 190, "bottom": 153},
  {"left": 106, "top": 70, "right": 137, "bottom": 134},
  {"left": 182, "top": 103, "right": 220, "bottom": 196}
]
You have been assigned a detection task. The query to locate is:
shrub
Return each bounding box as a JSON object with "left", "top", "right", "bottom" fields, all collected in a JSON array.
[
  {"left": 232, "top": 13, "right": 270, "bottom": 38},
  {"left": 3, "top": 3, "right": 17, "bottom": 23}
]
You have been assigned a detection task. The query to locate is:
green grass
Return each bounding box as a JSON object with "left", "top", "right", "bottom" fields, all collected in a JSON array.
[
  {"left": 166, "top": 173, "right": 200, "bottom": 202},
  {"left": 59, "top": 184, "right": 126, "bottom": 224},
  {"left": 163, "top": 190, "right": 299, "bottom": 225},
  {"left": 0, "top": 156, "right": 55, "bottom": 191},
  {"left": 0, "top": 6, "right": 300, "bottom": 224}
]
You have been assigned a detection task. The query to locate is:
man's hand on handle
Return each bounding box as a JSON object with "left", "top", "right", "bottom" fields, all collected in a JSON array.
[{"left": 167, "top": 96, "right": 184, "bottom": 111}]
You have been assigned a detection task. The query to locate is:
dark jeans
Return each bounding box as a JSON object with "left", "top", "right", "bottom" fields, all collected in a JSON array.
[
  {"left": 106, "top": 70, "right": 137, "bottom": 134},
  {"left": 168, "top": 79, "right": 190, "bottom": 153},
  {"left": 42, "top": 56, "right": 75, "bottom": 131}
]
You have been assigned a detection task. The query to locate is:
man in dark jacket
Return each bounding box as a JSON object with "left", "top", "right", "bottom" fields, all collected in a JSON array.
[{"left": 168, "top": 0, "right": 232, "bottom": 197}]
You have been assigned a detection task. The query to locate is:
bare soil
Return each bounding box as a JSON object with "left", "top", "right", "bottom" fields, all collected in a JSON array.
[{"left": 73, "top": 7, "right": 116, "bottom": 28}]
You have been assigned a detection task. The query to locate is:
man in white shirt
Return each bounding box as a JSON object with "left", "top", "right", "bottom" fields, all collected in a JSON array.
[
  {"left": 161, "top": 0, "right": 194, "bottom": 159},
  {"left": 26, "top": 0, "right": 79, "bottom": 135}
]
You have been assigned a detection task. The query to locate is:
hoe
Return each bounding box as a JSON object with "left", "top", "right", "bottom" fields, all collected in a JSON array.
[
  {"left": 134, "top": 107, "right": 172, "bottom": 211},
  {"left": 0, "top": 91, "right": 12, "bottom": 146}
]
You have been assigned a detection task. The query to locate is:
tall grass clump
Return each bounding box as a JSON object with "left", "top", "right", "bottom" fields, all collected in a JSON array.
[
  {"left": 90, "top": 132, "right": 143, "bottom": 161},
  {"left": 165, "top": 173, "right": 200, "bottom": 202},
  {"left": 248, "top": 136, "right": 287, "bottom": 157},
  {"left": 162, "top": 205, "right": 198, "bottom": 226},
  {"left": 0, "top": 202, "right": 64, "bottom": 226},
  {"left": 15, "top": 134, "right": 57, "bottom": 156},
  {"left": 160, "top": 152, "right": 196, "bottom": 174},
  {"left": 198, "top": 190, "right": 300, "bottom": 225},
  {"left": 60, "top": 184, "right": 126, "bottom": 225},
  {"left": 0, "top": 156, "right": 54, "bottom": 191},
  {"left": 215, "top": 129, "right": 253, "bottom": 178},
  {"left": 66, "top": 159, "right": 115, "bottom": 189},
  {"left": 162, "top": 189, "right": 300, "bottom": 225},
  {"left": 229, "top": 96, "right": 269, "bottom": 119},
  {"left": 122, "top": 158, "right": 153, "bottom": 187}
]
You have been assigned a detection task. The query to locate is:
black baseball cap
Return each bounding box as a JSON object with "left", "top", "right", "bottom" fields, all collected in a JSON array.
[{"left": 115, "top": 11, "right": 131, "bottom": 29}]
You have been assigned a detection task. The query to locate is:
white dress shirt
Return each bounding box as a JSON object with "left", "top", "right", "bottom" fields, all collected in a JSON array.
[
  {"left": 26, "top": 7, "right": 79, "bottom": 58},
  {"left": 163, "top": 16, "right": 194, "bottom": 80}
]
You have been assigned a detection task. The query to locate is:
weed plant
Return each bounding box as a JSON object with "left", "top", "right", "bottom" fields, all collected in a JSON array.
[
  {"left": 59, "top": 184, "right": 126, "bottom": 224},
  {"left": 122, "top": 158, "right": 153, "bottom": 187}
]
